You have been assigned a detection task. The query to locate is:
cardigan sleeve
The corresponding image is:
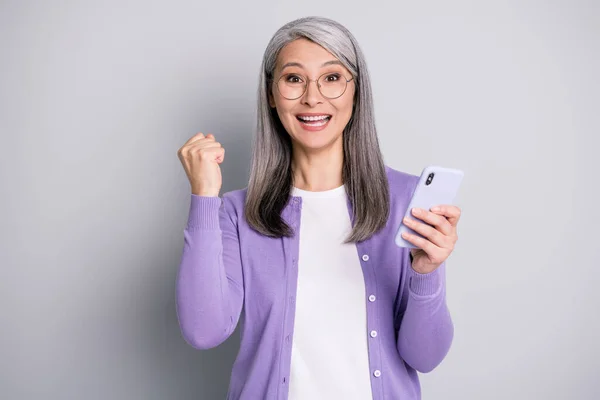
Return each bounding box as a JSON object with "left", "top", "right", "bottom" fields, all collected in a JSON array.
[
  {"left": 395, "top": 252, "right": 454, "bottom": 373},
  {"left": 175, "top": 193, "right": 244, "bottom": 349}
]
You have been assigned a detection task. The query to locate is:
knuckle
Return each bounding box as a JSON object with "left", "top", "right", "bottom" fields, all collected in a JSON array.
[
  {"left": 430, "top": 255, "right": 442, "bottom": 264},
  {"left": 436, "top": 230, "right": 445, "bottom": 241},
  {"left": 438, "top": 233, "right": 448, "bottom": 245},
  {"left": 196, "top": 148, "right": 208, "bottom": 158}
]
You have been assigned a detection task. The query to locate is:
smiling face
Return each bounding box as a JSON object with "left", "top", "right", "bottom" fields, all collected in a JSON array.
[{"left": 269, "top": 38, "right": 356, "bottom": 153}]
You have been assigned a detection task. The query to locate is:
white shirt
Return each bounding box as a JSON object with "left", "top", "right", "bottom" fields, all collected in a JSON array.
[{"left": 288, "top": 184, "right": 373, "bottom": 400}]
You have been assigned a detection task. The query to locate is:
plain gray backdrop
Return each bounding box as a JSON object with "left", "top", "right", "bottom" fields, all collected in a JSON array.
[{"left": 1, "top": 1, "right": 598, "bottom": 399}]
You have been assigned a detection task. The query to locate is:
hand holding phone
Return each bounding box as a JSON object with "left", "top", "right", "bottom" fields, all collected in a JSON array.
[{"left": 395, "top": 165, "right": 464, "bottom": 249}]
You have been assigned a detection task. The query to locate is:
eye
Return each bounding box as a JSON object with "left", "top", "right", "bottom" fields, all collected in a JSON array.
[
  {"left": 284, "top": 74, "right": 304, "bottom": 84},
  {"left": 324, "top": 73, "right": 341, "bottom": 82}
]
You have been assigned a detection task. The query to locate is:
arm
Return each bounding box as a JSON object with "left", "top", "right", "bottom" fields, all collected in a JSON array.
[
  {"left": 396, "top": 251, "right": 454, "bottom": 373},
  {"left": 175, "top": 193, "right": 244, "bottom": 349}
]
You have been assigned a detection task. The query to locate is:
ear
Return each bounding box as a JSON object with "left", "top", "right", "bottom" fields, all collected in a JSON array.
[{"left": 268, "top": 89, "right": 276, "bottom": 108}]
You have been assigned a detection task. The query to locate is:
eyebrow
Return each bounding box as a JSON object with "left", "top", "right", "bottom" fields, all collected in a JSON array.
[{"left": 280, "top": 60, "right": 344, "bottom": 71}]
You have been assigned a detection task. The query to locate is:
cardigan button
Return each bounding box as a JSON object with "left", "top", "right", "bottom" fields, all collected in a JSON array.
[
  {"left": 368, "top": 294, "right": 376, "bottom": 302},
  {"left": 373, "top": 370, "right": 381, "bottom": 378},
  {"left": 362, "top": 254, "right": 369, "bottom": 261}
]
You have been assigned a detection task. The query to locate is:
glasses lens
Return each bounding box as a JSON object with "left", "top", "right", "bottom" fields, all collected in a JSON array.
[
  {"left": 276, "top": 73, "right": 349, "bottom": 99},
  {"left": 277, "top": 74, "right": 305, "bottom": 100},
  {"left": 318, "top": 73, "right": 347, "bottom": 99}
]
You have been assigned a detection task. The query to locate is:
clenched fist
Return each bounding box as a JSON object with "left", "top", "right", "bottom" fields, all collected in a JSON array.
[{"left": 177, "top": 133, "right": 225, "bottom": 197}]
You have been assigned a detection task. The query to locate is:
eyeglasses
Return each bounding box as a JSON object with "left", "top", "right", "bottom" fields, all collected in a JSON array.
[{"left": 274, "top": 72, "right": 354, "bottom": 100}]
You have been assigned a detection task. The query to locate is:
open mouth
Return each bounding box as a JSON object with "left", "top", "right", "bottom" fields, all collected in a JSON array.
[{"left": 296, "top": 114, "right": 332, "bottom": 127}]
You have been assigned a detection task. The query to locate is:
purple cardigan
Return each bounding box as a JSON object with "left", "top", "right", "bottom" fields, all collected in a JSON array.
[{"left": 176, "top": 165, "right": 454, "bottom": 399}]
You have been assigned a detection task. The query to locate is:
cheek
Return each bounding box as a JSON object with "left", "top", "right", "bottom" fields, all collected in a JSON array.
[
  {"left": 273, "top": 104, "right": 297, "bottom": 132},
  {"left": 272, "top": 98, "right": 297, "bottom": 122},
  {"left": 334, "top": 97, "right": 355, "bottom": 122}
]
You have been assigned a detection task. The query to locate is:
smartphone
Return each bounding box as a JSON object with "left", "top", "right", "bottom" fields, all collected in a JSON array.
[{"left": 394, "top": 165, "right": 464, "bottom": 248}]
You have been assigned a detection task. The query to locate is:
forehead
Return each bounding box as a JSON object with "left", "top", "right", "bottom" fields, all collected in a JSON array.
[{"left": 276, "top": 38, "right": 344, "bottom": 71}]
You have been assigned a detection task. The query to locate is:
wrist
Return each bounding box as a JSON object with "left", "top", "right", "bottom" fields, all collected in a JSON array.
[
  {"left": 408, "top": 265, "right": 443, "bottom": 296},
  {"left": 192, "top": 187, "right": 220, "bottom": 197},
  {"left": 410, "top": 264, "right": 438, "bottom": 275}
]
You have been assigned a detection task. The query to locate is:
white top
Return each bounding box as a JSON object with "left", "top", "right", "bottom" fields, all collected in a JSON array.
[{"left": 288, "top": 184, "right": 373, "bottom": 400}]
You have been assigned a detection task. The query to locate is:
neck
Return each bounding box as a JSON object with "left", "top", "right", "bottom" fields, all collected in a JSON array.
[{"left": 291, "top": 142, "right": 344, "bottom": 192}]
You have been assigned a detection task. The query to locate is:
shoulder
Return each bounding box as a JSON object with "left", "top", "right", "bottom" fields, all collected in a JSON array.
[
  {"left": 220, "top": 187, "right": 248, "bottom": 220},
  {"left": 385, "top": 164, "right": 419, "bottom": 201},
  {"left": 222, "top": 187, "right": 248, "bottom": 203}
]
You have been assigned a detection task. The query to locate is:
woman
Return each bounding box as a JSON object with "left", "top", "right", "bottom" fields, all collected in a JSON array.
[{"left": 176, "top": 16, "right": 461, "bottom": 400}]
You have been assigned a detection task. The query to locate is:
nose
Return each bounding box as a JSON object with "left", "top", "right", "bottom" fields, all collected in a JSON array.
[{"left": 301, "top": 79, "right": 324, "bottom": 107}]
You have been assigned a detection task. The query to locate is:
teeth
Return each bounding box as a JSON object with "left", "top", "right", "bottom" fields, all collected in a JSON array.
[
  {"left": 298, "top": 115, "right": 329, "bottom": 121},
  {"left": 302, "top": 118, "right": 328, "bottom": 126}
]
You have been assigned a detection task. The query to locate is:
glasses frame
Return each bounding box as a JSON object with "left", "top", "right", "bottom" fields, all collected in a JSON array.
[{"left": 272, "top": 71, "right": 355, "bottom": 100}]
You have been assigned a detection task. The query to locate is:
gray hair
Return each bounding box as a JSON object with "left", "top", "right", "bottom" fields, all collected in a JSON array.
[{"left": 245, "top": 16, "right": 390, "bottom": 243}]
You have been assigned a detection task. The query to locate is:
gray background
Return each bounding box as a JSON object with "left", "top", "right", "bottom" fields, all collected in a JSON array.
[{"left": 1, "top": 0, "right": 598, "bottom": 399}]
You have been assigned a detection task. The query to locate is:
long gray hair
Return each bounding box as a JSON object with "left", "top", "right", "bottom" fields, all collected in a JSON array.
[{"left": 245, "top": 16, "right": 390, "bottom": 243}]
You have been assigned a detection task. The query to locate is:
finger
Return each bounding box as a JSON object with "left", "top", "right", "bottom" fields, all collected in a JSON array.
[
  {"left": 403, "top": 216, "right": 447, "bottom": 248},
  {"left": 190, "top": 141, "right": 222, "bottom": 151},
  {"left": 401, "top": 231, "right": 448, "bottom": 264},
  {"left": 183, "top": 132, "right": 207, "bottom": 146},
  {"left": 201, "top": 146, "right": 225, "bottom": 163},
  {"left": 409, "top": 248, "right": 420, "bottom": 260},
  {"left": 198, "top": 145, "right": 224, "bottom": 156},
  {"left": 215, "top": 147, "right": 225, "bottom": 163},
  {"left": 401, "top": 231, "right": 440, "bottom": 256},
  {"left": 411, "top": 208, "right": 453, "bottom": 236},
  {"left": 430, "top": 205, "right": 461, "bottom": 226}
]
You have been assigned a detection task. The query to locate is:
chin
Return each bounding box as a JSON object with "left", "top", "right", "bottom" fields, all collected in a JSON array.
[{"left": 293, "top": 131, "right": 342, "bottom": 150}]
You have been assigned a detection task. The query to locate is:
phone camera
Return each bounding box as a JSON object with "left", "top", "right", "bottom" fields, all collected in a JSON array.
[{"left": 425, "top": 172, "right": 435, "bottom": 186}]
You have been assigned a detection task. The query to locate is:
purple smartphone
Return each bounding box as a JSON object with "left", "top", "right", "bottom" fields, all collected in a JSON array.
[{"left": 394, "top": 165, "right": 464, "bottom": 248}]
